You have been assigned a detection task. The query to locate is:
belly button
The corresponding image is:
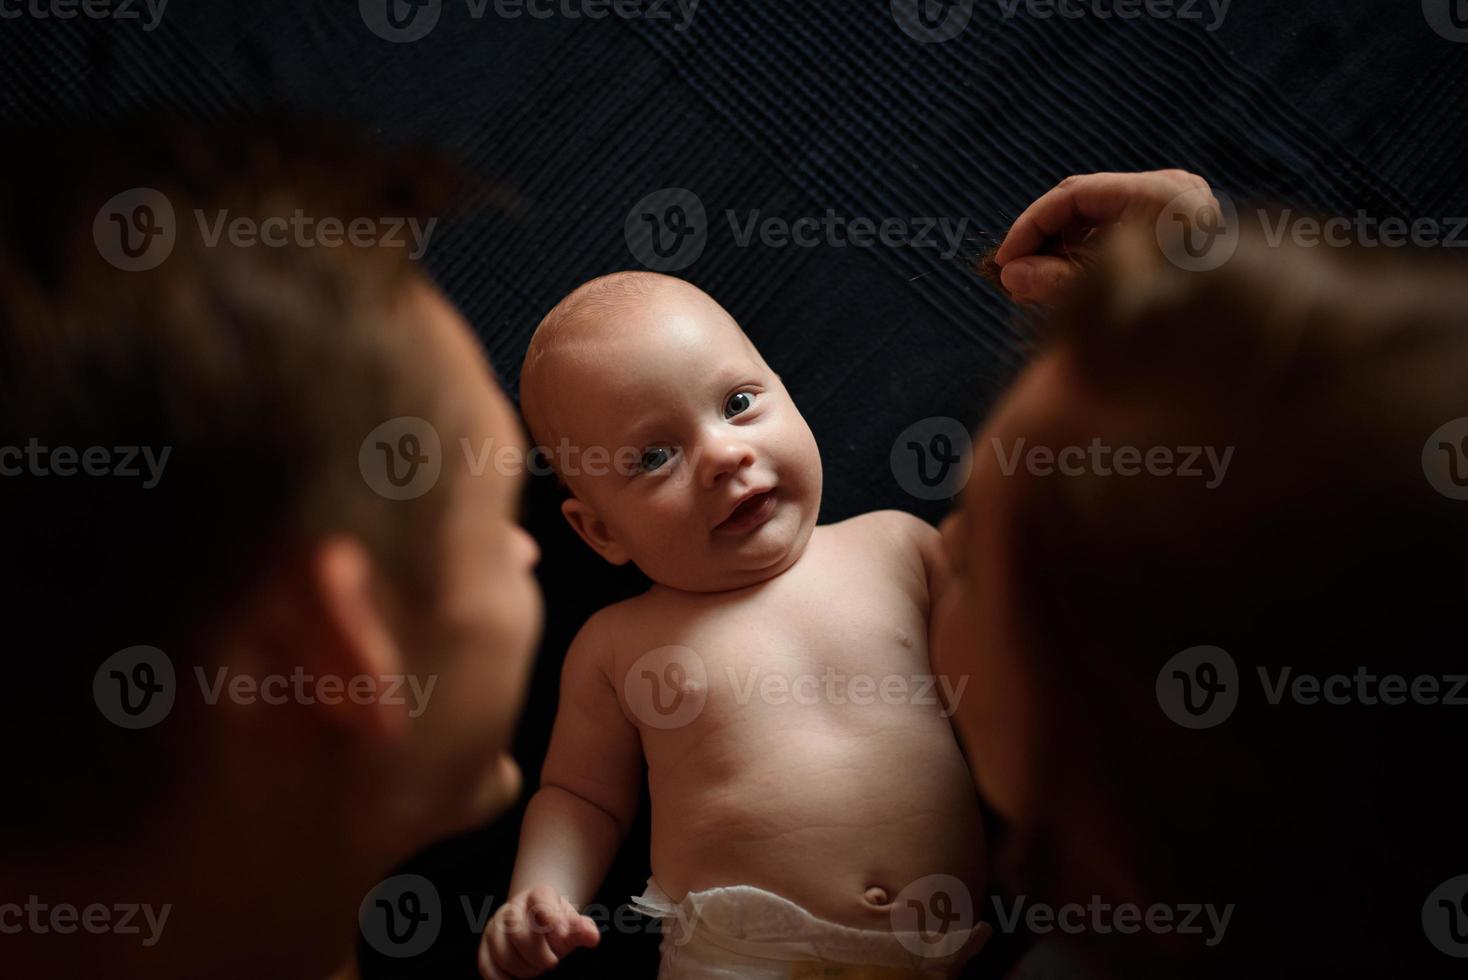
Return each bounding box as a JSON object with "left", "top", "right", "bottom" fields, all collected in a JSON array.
[{"left": 863, "top": 885, "right": 892, "bottom": 907}]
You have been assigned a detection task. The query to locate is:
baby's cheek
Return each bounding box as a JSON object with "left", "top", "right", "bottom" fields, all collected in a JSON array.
[{"left": 635, "top": 497, "right": 701, "bottom": 553}]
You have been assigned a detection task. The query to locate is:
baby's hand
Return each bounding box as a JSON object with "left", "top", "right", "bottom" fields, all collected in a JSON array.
[{"left": 477, "top": 885, "right": 601, "bottom": 980}]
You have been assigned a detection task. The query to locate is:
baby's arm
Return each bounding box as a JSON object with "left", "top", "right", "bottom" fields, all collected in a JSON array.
[
  {"left": 871, "top": 508, "right": 951, "bottom": 615},
  {"left": 872, "top": 510, "right": 960, "bottom": 708},
  {"left": 906, "top": 514, "right": 952, "bottom": 613},
  {"left": 479, "top": 610, "right": 644, "bottom": 979}
]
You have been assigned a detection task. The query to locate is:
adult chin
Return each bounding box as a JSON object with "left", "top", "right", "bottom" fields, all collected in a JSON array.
[{"left": 477, "top": 752, "right": 523, "bottom": 822}]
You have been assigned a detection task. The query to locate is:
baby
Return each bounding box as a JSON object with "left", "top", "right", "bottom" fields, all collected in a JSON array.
[{"left": 479, "top": 272, "right": 987, "bottom": 980}]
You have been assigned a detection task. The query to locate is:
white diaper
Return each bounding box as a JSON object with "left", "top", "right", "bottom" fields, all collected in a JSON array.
[{"left": 629, "top": 877, "right": 986, "bottom": 980}]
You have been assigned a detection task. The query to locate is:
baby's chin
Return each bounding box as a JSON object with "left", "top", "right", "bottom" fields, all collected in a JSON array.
[{"left": 643, "top": 501, "right": 816, "bottom": 593}]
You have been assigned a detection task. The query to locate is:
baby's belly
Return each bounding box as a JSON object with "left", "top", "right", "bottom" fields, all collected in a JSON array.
[{"left": 645, "top": 714, "right": 986, "bottom": 929}]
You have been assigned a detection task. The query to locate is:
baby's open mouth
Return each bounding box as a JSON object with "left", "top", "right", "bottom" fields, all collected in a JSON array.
[{"left": 714, "top": 489, "right": 777, "bottom": 535}]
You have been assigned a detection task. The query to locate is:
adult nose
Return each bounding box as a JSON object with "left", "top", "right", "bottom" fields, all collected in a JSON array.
[{"left": 512, "top": 524, "right": 540, "bottom": 569}]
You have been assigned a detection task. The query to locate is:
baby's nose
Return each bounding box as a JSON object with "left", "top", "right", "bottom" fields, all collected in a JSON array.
[{"left": 696, "top": 433, "right": 756, "bottom": 486}]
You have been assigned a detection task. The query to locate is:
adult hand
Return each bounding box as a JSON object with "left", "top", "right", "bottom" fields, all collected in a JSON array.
[{"left": 994, "top": 170, "right": 1218, "bottom": 304}]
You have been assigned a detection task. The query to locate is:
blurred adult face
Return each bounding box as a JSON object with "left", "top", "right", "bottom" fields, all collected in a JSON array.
[{"left": 372, "top": 283, "right": 544, "bottom": 844}]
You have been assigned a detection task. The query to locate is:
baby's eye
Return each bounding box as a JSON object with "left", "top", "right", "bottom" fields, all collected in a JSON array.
[
  {"left": 641, "top": 446, "right": 673, "bottom": 473},
  {"left": 724, "top": 391, "right": 755, "bottom": 419}
]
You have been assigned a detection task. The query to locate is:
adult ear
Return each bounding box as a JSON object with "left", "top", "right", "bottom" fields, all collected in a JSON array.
[
  {"left": 304, "top": 536, "right": 411, "bottom": 741},
  {"left": 561, "top": 497, "right": 630, "bottom": 566}
]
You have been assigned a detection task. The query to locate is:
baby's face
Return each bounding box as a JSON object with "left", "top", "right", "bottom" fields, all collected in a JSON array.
[{"left": 552, "top": 284, "right": 821, "bottom": 592}]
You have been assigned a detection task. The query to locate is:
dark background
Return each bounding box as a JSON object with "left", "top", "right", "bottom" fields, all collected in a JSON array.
[{"left": 4, "top": 2, "right": 1464, "bottom": 976}]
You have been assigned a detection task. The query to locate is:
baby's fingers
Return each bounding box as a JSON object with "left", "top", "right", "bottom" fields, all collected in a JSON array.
[
  {"left": 478, "top": 895, "right": 559, "bottom": 978},
  {"left": 543, "top": 896, "right": 600, "bottom": 958},
  {"left": 480, "top": 923, "right": 550, "bottom": 980}
]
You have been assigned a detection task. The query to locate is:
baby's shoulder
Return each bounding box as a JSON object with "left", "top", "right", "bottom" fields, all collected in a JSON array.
[
  {"left": 816, "top": 510, "right": 936, "bottom": 596},
  {"left": 571, "top": 587, "right": 673, "bottom": 654},
  {"left": 824, "top": 508, "right": 936, "bottom": 555}
]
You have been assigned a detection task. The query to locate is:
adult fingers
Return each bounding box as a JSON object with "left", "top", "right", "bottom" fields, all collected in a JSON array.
[
  {"left": 1000, "top": 254, "right": 1082, "bottom": 305},
  {"left": 995, "top": 170, "right": 1211, "bottom": 265}
]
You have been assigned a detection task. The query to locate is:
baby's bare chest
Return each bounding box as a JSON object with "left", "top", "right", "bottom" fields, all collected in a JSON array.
[{"left": 614, "top": 536, "right": 935, "bottom": 730}]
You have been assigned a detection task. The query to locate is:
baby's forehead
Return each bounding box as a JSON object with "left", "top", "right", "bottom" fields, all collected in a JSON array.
[
  {"left": 563, "top": 296, "right": 757, "bottom": 366},
  {"left": 535, "top": 319, "right": 765, "bottom": 441}
]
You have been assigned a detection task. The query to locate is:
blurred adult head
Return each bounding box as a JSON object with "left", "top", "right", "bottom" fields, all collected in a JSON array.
[
  {"left": 934, "top": 222, "right": 1468, "bottom": 975},
  {"left": 1, "top": 120, "right": 542, "bottom": 978}
]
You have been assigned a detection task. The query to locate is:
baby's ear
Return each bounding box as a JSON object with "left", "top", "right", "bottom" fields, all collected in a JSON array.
[{"left": 561, "top": 497, "right": 631, "bottom": 566}]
